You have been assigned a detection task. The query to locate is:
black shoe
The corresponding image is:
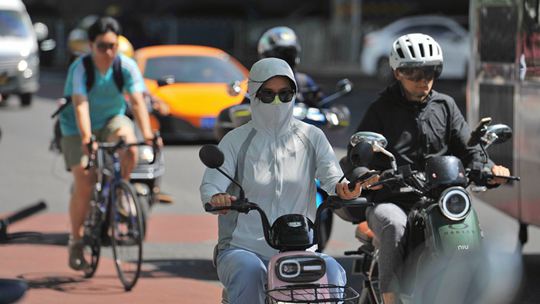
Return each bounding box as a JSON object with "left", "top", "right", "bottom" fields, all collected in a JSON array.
[{"left": 68, "top": 239, "right": 89, "bottom": 271}]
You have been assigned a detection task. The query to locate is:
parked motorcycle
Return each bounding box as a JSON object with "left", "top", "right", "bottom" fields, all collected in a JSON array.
[
  {"left": 200, "top": 144, "right": 361, "bottom": 303},
  {"left": 335, "top": 118, "right": 520, "bottom": 304}
]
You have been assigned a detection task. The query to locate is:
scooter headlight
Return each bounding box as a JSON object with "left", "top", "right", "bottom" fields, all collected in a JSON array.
[
  {"left": 276, "top": 256, "right": 326, "bottom": 283},
  {"left": 138, "top": 146, "right": 155, "bottom": 164},
  {"left": 438, "top": 187, "right": 471, "bottom": 221}
]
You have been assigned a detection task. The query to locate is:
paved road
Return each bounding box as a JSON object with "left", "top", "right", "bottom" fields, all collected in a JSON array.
[{"left": 0, "top": 71, "right": 539, "bottom": 303}]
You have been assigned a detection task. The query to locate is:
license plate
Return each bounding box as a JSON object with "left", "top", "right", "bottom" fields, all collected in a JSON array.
[{"left": 200, "top": 117, "right": 216, "bottom": 129}]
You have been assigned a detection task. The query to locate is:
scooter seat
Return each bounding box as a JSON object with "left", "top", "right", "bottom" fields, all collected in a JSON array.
[{"left": 355, "top": 221, "right": 374, "bottom": 244}]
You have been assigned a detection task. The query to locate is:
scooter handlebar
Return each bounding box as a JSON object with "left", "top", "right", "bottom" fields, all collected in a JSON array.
[
  {"left": 204, "top": 203, "right": 233, "bottom": 212},
  {"left": 485, "top": 174, "right": 521, "bottom": 181},
  {"left": 203, "top": 201, "right": 255, "bottom": 214}
]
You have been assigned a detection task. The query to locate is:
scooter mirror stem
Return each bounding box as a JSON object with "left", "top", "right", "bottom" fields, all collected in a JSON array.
[
  {"left": 373, "top": 143, "right": 397, "bottom": 171},
  {"left": 216, "top": 167, "right": 246, "bottom": 201}
]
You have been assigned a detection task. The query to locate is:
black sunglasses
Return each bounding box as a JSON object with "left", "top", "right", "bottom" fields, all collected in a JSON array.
[
  {"left": 96, "top": 42, "right": 117, "bottom": 52},
  {"left": 397, "top": 66, "right": 443, "bottom": 82},
  {"left": 256, "top": 88, "right": 295, "bottom": 104}
]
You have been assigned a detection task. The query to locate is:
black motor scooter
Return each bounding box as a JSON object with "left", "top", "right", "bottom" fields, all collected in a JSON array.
[{"left": 335, "top": 118, "right": 520, "bottom": 304}]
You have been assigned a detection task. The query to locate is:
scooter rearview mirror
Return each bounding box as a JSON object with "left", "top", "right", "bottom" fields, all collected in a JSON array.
[
  {"left": 349, "top": 141, "right": 373, "bottom": 167},
  {"left": 199, "top": 144, "right": 224, "bottom": 169},
  {"left": 485, "top": 124, "right": 512, "bottom": 145},
  {"left": 336, "top": 78, "right": 353, "bottom": 93},
  {"left": 350, "top": 131, "right": 388, "bottom": 149},
  {"left": 199, "top": 144, "right": 247, "bottom": 201}
]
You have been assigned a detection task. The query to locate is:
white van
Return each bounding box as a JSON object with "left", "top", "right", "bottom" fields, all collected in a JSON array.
[{"left": 0, "top": 0, "right": 40, "bottom": 106}]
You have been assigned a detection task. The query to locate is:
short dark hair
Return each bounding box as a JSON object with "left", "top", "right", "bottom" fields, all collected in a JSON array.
[{"left": 87, "top": 17, "right": 122, "bottom": 42}]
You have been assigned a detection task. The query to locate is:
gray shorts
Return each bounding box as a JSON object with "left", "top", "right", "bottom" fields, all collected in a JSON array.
[{"left": 61, "top": 115, "right": 134, "bottom": 170}]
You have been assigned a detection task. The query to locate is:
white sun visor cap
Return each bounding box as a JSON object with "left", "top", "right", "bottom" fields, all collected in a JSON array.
[
  {"left": 389, "top": 33, "right": 444, "bottom": 70},
  {"left": 247, "top": 58, "right": 297, "bottom": 101}
]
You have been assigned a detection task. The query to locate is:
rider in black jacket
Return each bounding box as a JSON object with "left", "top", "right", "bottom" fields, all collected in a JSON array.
[
  {"left": 357, "top": 82, "right": 487, "bottom": 209},
  {"left": 358, "top": 82, "right": 483, "bottom": 172},
  {"left": 355, "top": 33, "right": 510, "bottom": 304}
]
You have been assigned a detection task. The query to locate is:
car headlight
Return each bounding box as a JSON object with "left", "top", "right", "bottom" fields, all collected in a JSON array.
[
  {"left": 17, "top": 60, "right": 28, "bottom": 72},
  {"left": 438, "top": 187, "right": 471, "bottom": 221},
  {"left": 138, "top": 146, "right": 155, "bottom": 164}
]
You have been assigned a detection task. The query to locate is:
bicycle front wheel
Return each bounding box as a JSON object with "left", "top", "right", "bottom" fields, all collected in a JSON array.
[{"left": 110, "top": 180, "right": 144, "bottom": 291}]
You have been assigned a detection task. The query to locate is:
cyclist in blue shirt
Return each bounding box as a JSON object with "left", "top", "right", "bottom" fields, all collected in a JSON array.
[{"left": 59, "top": 17, "right": 156, "bottom": 271}]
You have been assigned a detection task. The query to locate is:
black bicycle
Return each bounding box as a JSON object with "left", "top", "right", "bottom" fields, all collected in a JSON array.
[{"left": 82, "top": 136, "right": 157, "bottom": 291}]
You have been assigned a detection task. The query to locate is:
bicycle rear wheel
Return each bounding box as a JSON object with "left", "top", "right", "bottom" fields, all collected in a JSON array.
[
  {"left": 110, "top": 180, "right": 144, "bottom": 291},
  {"left": 82, "top": 188, "right": 102, "bottom": 278}
]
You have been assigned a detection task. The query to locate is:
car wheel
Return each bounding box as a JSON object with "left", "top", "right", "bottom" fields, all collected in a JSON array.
[
  {"left": 376, "top": 57, "right": 393, "bottom": 83},
  {"left": 19, "top": 93, "right": 32, "bottom": 107}
]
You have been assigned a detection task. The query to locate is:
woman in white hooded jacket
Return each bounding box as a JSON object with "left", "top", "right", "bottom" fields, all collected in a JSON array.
[{"left": 200, "top": 58, "right": 361, "bottom": 304}]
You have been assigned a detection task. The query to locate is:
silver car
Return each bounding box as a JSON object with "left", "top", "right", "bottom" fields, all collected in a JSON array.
[
  {"left": 360, "top": 15, "right": 469, "bottom": 81},
  {"left": 0, "top": 0, "right": 40, "bottom": 106}
]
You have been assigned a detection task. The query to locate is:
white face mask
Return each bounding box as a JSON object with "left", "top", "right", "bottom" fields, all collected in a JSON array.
[
  {"left": 252, "top": 97, "right": 294, "bottom": 130},
  {"left": 247, "top": 58, "right": 298, "bottom": 134}
]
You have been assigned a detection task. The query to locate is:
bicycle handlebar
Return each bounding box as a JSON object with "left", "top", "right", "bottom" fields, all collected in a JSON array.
[
  {"left": 85, "top": 134, "right": 161, "bottom": 170},
  {"left": 0, "top": 201, "right": 47, "bottom": 243},
  {"left": 3, "top": 201, "right": 47, "bottom": 225}
]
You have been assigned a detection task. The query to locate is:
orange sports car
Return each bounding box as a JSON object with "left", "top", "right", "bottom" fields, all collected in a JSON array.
[{"left": 134, "top": 45, "right": 248, "bottom": 141}]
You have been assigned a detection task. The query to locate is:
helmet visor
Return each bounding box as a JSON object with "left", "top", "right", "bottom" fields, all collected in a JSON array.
[
  {"left": 265, "top": 46, "right": 298, "bottom": 68},
  {"left": 397, "top": 65, "right": 443, "bottom": 82}
]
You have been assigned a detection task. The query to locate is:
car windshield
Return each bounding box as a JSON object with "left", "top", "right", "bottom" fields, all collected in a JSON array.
[
  {"left": 144, "top": 55, "right": 245, "bottom": 83},
  {"left": 0, "top": 10, "right": 31, "bottom": 38}
]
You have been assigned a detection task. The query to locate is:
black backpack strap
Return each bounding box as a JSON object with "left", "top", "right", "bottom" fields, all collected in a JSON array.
[
  {"left": 82, "top": 55, "right": 124, "bottom": 93},
  {"left": 51, "top": 55, "right": 125, "bottom": 119},
  {"left": 82, "top": 55, "right": 94, "bottom": 93},
  {"left": 112, "top": 56, "right": 125, "bottom": 93}
]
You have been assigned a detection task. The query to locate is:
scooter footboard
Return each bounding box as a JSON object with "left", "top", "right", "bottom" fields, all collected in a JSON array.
[{"left": 332, "top": 198, "right": 371, "bottom": 224}]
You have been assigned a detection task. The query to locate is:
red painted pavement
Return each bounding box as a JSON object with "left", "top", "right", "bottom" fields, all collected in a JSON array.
[{"left": 0, "top": 213, "right": 223, "bottom": 303}]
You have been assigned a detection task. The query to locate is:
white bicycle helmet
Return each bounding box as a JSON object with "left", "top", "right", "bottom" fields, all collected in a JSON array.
[
  {"left": 257, "top": 26, "right": 301, "bottom": 69},
  {"left": 389, "top": 33, "right": 443, "bottom": 70}
]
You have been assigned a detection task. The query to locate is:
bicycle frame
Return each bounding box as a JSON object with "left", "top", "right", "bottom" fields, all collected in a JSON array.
[{"left": 91, "top": 146, "right": 123, "bottom": 234}]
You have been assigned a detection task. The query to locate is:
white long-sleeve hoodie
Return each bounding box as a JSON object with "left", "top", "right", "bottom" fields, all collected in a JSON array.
[{"left": 200, "top": 58, "right": 344, "bottom": 259}]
